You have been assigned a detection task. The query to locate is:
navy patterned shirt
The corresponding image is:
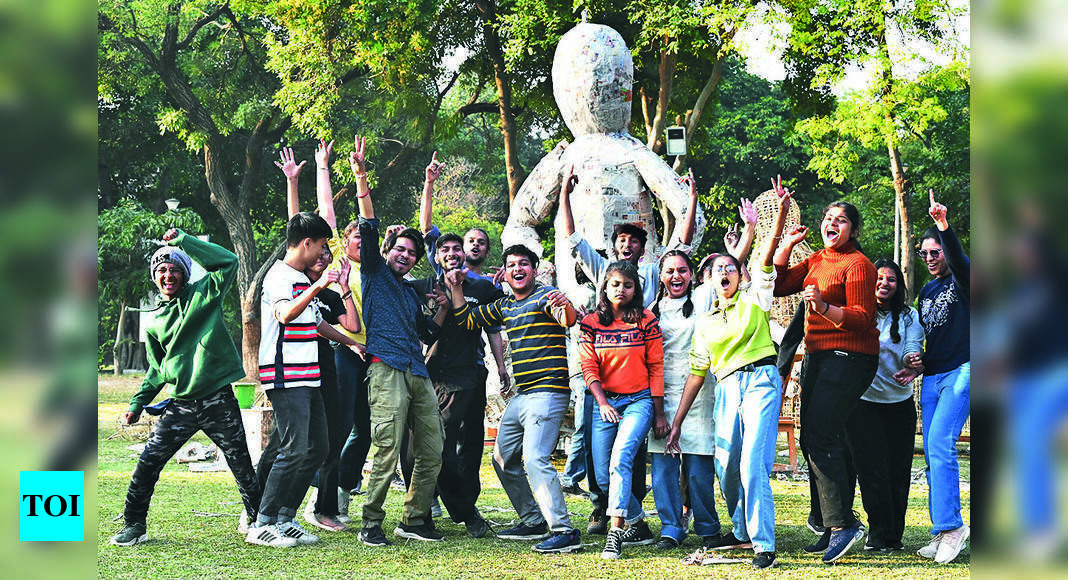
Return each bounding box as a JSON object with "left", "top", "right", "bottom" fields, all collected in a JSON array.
[{"left": 359, "top": 217, "right": 440, "bottom": 377}]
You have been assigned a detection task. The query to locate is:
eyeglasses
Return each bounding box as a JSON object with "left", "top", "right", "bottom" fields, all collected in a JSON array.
[
  {"left": 916, "top": 249, "right": 943, "bottom": 260},
  {"left": 713, "top": 264, "right": 738, "bottom": 274}
]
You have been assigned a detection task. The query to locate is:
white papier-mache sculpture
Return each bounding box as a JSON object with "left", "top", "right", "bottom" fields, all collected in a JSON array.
[{"left": 500, "top": 22, "right": 705, "bottom": 299}]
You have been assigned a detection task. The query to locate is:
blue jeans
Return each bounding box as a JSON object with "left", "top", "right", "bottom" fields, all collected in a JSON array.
[
  {"left": 591, "top": 389, "right": 653, "bottom": 521},
  {"left": 561, "top": 374, "right": 587, "bottom": 487},
  {"left": 714, "top": 365, "right": 782, "bottom": 553},
  {"left": 651, "top": 452, "right": 721, "bottom": 542},
  {"left": 257, "top": 386, "right": 329, "bottom": 524},
  {"left": 921, "top": 362, "right": 971, "bottom": 534},
  {"left": 493, "top": 390, "right": 573, "bottom": 532},
  {"left": 1011, "top": 360, "right": 1068, "bottom": 533}
]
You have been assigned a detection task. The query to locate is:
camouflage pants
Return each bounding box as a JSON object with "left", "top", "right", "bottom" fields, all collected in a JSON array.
[{"left": 123, "top": 387, "right": 261, "bottom": 526}]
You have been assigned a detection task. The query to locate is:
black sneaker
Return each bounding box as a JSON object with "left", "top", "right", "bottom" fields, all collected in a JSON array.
[
  {"left": 533, "top": 529, "right": 583, "bottom": 553},
  {"left": 561, "top": 483, "right": 588, "bottom": 497},
  {"left": 359, "top": 525, "right": 392, "bottom": 547},
  {"left": 601, "top": 526, "right": 624, "bottom": 560},
  {"left": 703, "top": 532, "right": 753, "bottom": 550},
  {"left": 804, "top": 529, "right": 831, "bottom": 553},
  {"left": 621, "top": 520, "right": 655, "bottom": 546},
  {"left": 656, "top": 536, "right": 681, "bottom": 550},
  {"left": 351, "top": 480, "right": 366, "bottom": 495},
  {"left": 497, "top": 521, "right": 550, "bottom": 541},
  {"left": 587, "top": 512, "right": 608, "bottom": 535},
  {"left": 752, "top": 551, "right": 778, "bottom": 569},
  {"left": 823, "top": 525, "right": 864, "bottom": 563},
  {"left": 806, "top": 519, "right": 825, "bottom": 535},
  {"left": 110, "top": 523, "right": 148, "bottom": 546},
  {"left": 394, "top": 521, "right": 445, "bottom": 542},
  {"left": 465, "top": 516, "right": 492, "bottom": 539}
]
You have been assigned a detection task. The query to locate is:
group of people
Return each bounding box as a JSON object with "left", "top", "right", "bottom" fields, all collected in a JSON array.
[{"left": 110, "top": 142, "right": 970, "bottom": 569}]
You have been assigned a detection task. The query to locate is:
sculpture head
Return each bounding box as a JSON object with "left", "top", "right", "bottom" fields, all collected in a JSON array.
[{"left": 552, "top": 23, "right": 633, "bottom": 135}]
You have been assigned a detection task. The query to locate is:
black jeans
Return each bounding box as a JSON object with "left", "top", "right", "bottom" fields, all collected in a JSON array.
[
  {"left": 336, "top": 346, "right": 371, "bottom": 492},
  {"left": 433, "top": 373, "right": 488, "bottom": 523},
  {"left": 799, "top": 350, "right": 878, "bottom": 529},
  {"left": 256, "top": 386, "right": 329, "bottom": 523},
  {"left": 845, "top": 397, "right": 916, "bottom": 546},
  {"left": 123, "top": 387, "right": 260, "bottom": 526},
  {"left": 309, "top": 351, "right": 351, "bottom": 516}
]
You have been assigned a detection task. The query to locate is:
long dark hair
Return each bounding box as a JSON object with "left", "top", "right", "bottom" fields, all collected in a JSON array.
[
  {"left": 653, "top": 250, "right": 695, "bottom": 318},
  {"left": 596, "top": 261, "right": 644, "bottom": 326},
  {"left": 873, "top": 258, "right": 906, "bottom": 343},
  {"left": 824, "top": 201, "right": 865, "bottom": 254}
]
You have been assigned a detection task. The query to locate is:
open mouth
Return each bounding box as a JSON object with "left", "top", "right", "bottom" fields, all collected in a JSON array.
[
  {"left": 668, "top": 279, "right": 685, "bottom": 293},
  {"left": 823, "top": 228, "right": 840, "bottom": 245},
  {"left": 619, "top": 249, "right": 633, "bottom": 260},
  {"left": 719, "top": 276, "right": 731, "bottom": 290}
]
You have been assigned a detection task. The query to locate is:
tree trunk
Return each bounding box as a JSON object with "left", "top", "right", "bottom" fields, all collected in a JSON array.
[
  {"left": 203, "top": 136, "right": 261, "bottom": 379},
  {"left": 645, "top": 46, "right": 676, "bottom": 153},
  {"left": 113, "top": 298, "right": 127, "bottom": 375},
  {"left": 887, "top": 138, "right": 914, "bottom": 293},
  {"left": 475, "top": 0, "right": 525, "bottom": 203}
]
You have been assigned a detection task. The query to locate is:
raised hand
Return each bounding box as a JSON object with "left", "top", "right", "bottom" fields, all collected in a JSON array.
[
  {"left": 561, "top": 164, "right": 578, "bottom": 196},
  {"left": 350, "top": 135, "right": 367, "bottom": 176},
  {"left": 275, "top": 147, "right": 306, "bottom": 179},
  {"left": 425, "top": 151, "right": 443, "bottom": 183},
  {"left": 784, "top": 225, "right": 808, "bottom": 247},
  {"left": 723, "top": 224, "right": 741, "bottom": 254},
  {"left": 739, "top": 197, "right": 757, "bottom": 226},
  {"left": 383, "top": 224, "right": 405, "bottom": 242},
  {"left": 928, "top": 188, "right": 948, "bottom": 229},
  {"left": 679, "top": 168, "right": 696, "bottom": 197},
  {"left": 314, "top": 139, "right": 334, "bottom": 168},
  {"left": 338, "top": 256, "right": 351, "bottom": 288},
  {"left": 162, "top": 228, "right": 179, "bottom": 242}
]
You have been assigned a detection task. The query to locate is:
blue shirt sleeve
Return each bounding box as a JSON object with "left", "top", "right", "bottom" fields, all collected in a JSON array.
[{"left": 359, "top": 216, "right": 383, "bottom": 274}]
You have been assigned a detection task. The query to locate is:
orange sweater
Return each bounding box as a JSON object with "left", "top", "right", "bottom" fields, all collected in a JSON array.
[
  {"left": 578, "top": 310, "right": 665, "bottom": 397},
  {"left": 774, "top": 242, "right": 879, "bottom": 355}
]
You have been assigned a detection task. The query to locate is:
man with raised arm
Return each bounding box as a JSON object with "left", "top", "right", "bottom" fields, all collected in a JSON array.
[{"left": 349, "top": 138, "right": 449, "bottom": 547}]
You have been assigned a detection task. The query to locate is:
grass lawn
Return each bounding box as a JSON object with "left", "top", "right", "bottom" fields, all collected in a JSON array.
[{"left": 98, "top": 373, "right": 969, "bottom": 578}]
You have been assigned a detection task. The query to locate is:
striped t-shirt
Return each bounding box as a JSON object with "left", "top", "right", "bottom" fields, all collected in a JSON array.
[
  {"left": 453, "top": 284, "right": 571, "bottom": 394},
  {"left": 258, "top": 260, "right": 323, "bottom": 389}
]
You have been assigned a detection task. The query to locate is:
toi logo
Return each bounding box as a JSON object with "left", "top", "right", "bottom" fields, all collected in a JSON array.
[{"left": 20, "top": 471, "right": 84, "bottom": 541}]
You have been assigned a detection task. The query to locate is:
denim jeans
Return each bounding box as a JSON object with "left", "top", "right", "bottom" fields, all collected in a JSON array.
[
  {"left": 493, "top": 390, "right": 573, "bottom": 532},
  {"left": 257, "top": 386, "right": 329, "bottom": 524},
  {"left": 800, "top": 350, "right": 878, "bottom": 529},
  {"left": 714, "top": 365, "right": 782, "bottom": 553},
  {"left": 591, "top": 389, "right": 653, "bottom": 521},
  {"left": 336, "top": 346, "right": 370, "bottom": 492},
  {"left": 561, "top": 374, "right": 587, "bottom": 487},
  {"left": 921, "top": 362, "right": 971, "bottom": 534},
  {"left": 1011, "top": 360, "right": 1068, "bottom": 534},
  {"left": 651, "top": 452, "right": 721, "bottom": 542}
]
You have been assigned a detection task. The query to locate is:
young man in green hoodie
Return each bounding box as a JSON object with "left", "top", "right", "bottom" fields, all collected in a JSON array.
[{"left": 110, "top": 228, "right": 262, "bottom": 547}]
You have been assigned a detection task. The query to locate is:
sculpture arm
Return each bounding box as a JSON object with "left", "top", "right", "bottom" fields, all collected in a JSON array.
[{"left": 501, "top": 141, "right": 569, "bottom": 258}]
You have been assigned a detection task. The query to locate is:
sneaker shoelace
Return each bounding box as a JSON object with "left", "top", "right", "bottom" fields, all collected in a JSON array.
[{"left": 605, "top": 530, "right": 623, "bottom": 553}]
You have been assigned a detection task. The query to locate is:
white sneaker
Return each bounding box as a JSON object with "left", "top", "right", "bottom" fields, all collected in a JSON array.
[
  {"left": 303, "top": 488, "right": 318, "bottom": 521},
  {"left": 278, "top": 520, "right": 320, "bottom": 545},
  {"left": 245, "top": 524, "right": 298, "bottom": 548},
  {"left": 935, "top": 525, "right": 970, "bottom": 564},
  {"left": 917, "top": 532, "right": 943, "bottom": 559}
]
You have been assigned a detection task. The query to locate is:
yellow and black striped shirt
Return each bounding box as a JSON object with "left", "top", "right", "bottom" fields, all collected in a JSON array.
[{"left": 453, "top": 284, "right": 570, "bottom": 394}]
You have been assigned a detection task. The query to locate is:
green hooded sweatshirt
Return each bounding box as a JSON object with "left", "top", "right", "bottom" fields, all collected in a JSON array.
[{"left": 128, "top": 231, "right": 245, "bottom": 413}]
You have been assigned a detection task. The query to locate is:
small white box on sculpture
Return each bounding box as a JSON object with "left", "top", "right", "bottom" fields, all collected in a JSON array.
[{"left": 665, "top": 125, "right": 686, "bottom": 156}]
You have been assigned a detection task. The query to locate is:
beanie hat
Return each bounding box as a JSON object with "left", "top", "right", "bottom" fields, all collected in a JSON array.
[{"left": 150, "top": 246, "right": 192, "bottom": 281}]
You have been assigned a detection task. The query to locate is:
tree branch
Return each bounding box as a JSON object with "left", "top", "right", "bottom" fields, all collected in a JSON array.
[{"left": 177, "top": 2, "right": 231, "bottom": 51}]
